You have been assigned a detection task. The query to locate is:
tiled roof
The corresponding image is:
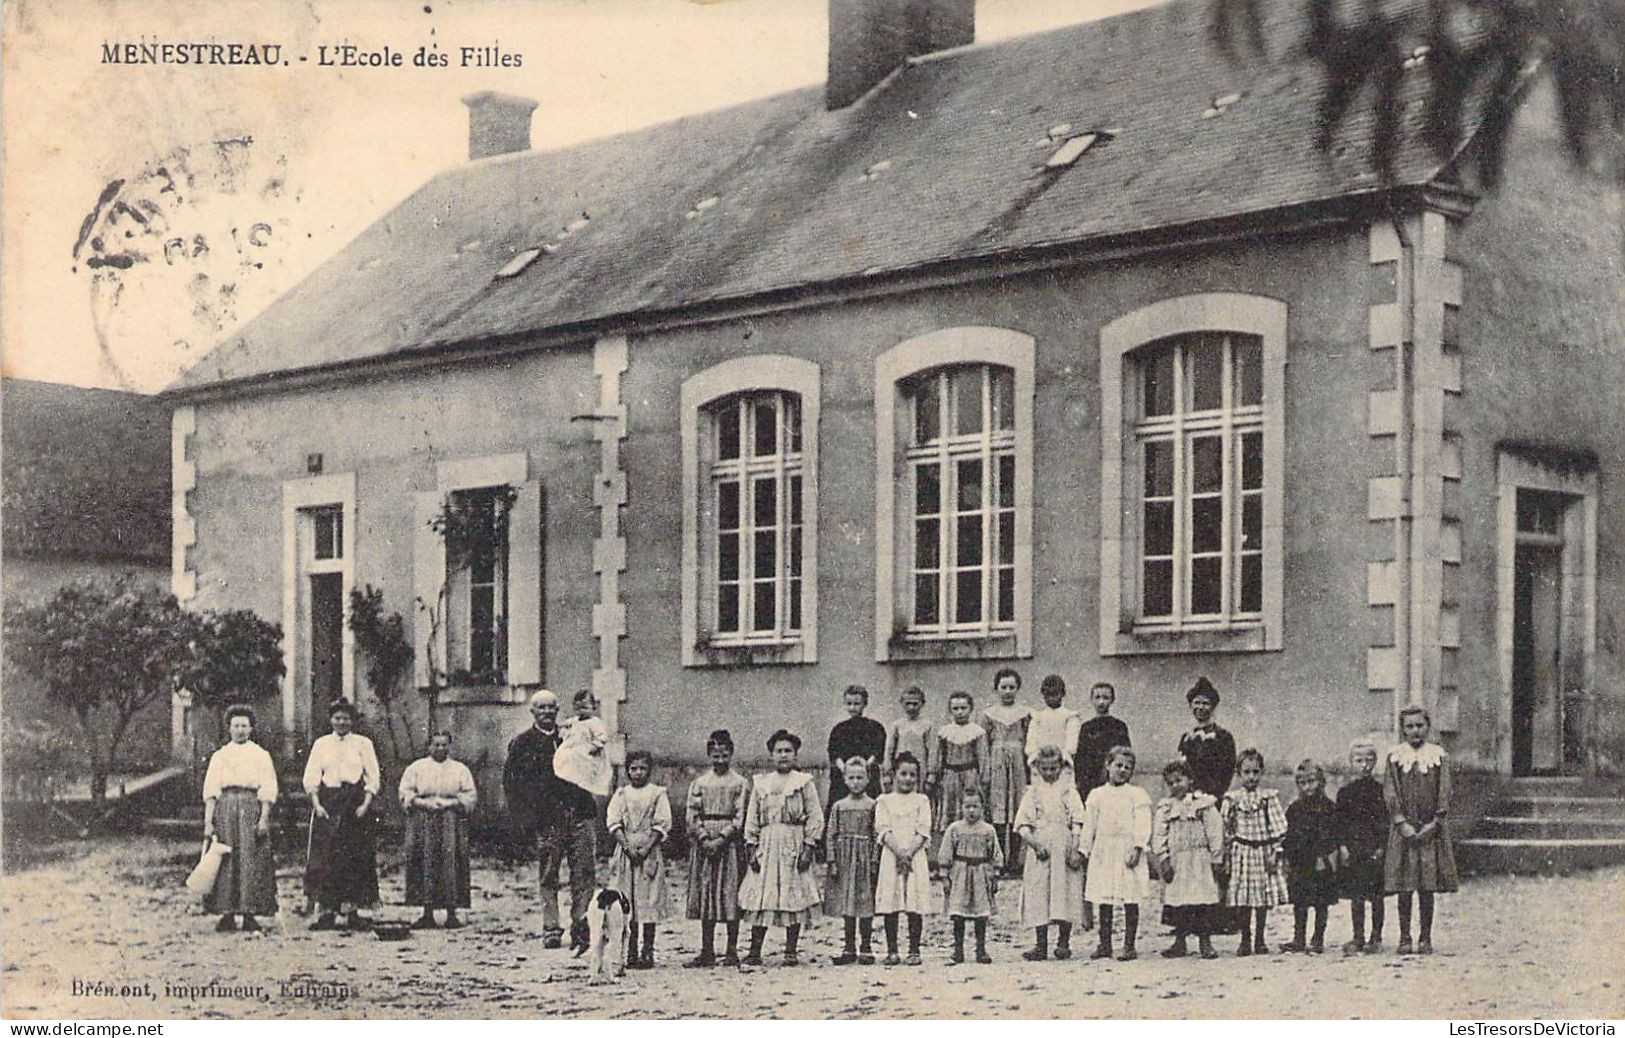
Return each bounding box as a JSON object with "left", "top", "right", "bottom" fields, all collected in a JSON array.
[
  {"left": 2, "top": 379, "right": 171, "bottom": 563},
  {"left": 173, "top": 0, "right": 1460, "bottom": 393}
]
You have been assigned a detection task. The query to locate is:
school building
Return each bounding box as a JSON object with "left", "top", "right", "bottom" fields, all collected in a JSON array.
[{"left": 161, "top": 0, "right": 1625, "bottom": 811}]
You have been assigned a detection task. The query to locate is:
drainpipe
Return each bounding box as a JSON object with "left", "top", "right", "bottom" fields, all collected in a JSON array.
[{"left": 1391, "top": 209, "right": 1417, "bottom": 735}]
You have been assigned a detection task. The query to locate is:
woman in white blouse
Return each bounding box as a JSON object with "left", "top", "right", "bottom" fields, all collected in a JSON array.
[
  {"left": 399, "top": 731, "right": 478, "bottom": 928},
  {"left": 302, "top": 700, "right": 381, "bottom": 931},
  {"left": 202, "top": 705, "right": 279, "bottom": 932}
]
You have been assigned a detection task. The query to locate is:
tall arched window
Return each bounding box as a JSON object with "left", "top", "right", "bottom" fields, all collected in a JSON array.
[
  {"left": 875, "top": 327, "right": 1034, "bottom": 661},
  {"left": 681, "top": 355, "right": 820, "bottom": 666},
  {"left": 1133, "top": 332, "right": 1264, "bottom": 624},
  {"left": 1100, "top": 294, "right": 1286, "bottom": 655},
  {"left": 705, "top": 390, "right": 804, "bottom": 641},
  {"left": 903, "top": 364, "right": 1017, "bottom": 633}
]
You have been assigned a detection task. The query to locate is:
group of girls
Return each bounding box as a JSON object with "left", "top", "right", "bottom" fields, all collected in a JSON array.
[{"left": 597, "top": 670, "right": 1458, "bottom": 971}]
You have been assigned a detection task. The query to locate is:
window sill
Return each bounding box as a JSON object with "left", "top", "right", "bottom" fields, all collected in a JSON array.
[
  {"left": 885, "top": 630, "right": 1021, "bottom": 662},
  {"left": 1103, "top": 624, "right": 1276, "bottom": 656},
  {"left": 686, "top": 640, "right": 811, "bottom": 668},
  {"left": 430, "top": 683, "right": 535, "bottom": 706}
]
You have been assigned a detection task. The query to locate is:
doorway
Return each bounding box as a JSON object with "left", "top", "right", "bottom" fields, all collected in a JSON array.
[
  {"left": 309, "top": 572, "right": 344, "bottom": 718},
  {"left": 1511, "top": 542, "right": 1563, "bottom": 775},
  {"left": 1496, "top": 451, "right": 1597, "bottom": 777}
]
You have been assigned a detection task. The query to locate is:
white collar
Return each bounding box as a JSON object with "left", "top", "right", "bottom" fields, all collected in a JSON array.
[
  {"left": 939, "top": 722, "right": 983, "bottom": 744},
  {"left": 1170, "top": 791, "right": 1216, "bottom": 818},
  {"left": 1389, "top": 742, "right": 1445, "bottom": 773}
]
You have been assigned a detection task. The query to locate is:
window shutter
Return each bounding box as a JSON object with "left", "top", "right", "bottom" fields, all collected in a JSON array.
[
  {"left": 506, "top": 479, "right": 544, "bottom": 686},
  {"left": 413, "top": 490, "right": 447, "bottom": 689}
]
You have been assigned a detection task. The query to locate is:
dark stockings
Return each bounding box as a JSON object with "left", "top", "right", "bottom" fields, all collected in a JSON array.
[
  {"left": 1351, "top": 897, "right": 1386, "bottom": 943},
  {"left": 1291, "top": 905, "right": 1328, "bottom": 947},
  {"left": 1096, "top": 904, "right": 1139, "bottom": 951},
  {"left": 626, "top": 922, "right": 655, "bottom": 961},
  {"left": 883, "top": 912, "right": 922, "bottom": 954},
  {"left": 1397, "top": 891, "right": 1435, "bottom": 942},
  {"left": 1238, "top": 907, "right": 1269, "bottom": 950},
  {"left": 784, "top": 924, "right": 801, "bottom": 958},
  {"left": 841, "top": 917, "right": 873, "bottom": 953}
]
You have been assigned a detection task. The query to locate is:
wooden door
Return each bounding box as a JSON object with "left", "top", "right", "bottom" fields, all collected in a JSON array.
[{"left": 1512, "top": 544, "right": 1563, "bottom": 775}]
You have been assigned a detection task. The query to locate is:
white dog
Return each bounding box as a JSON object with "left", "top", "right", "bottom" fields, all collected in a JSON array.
[{"left": 583, "top": 887, "right": 630, "bottom": 984}]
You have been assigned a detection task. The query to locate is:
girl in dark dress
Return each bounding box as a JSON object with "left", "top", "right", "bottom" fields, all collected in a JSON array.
[
  {"left": 1282, "top": 760, "right": 1341, "bottom": 953},
  {"left": 1336, "top": 737, "right": 1388, "bottom": 953},
  {"left": 1074, "top": 681, "right": 1131, "bottom": 798},
  {"left": 827, "top": 684, "right": 887, "bottom": 808},
  {"left": 1177, "top": 677, "right": 1236, "bottom": 800}
]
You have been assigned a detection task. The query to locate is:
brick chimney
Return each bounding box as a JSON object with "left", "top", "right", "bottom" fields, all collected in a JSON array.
[
  {"left": 826, "top": 0, "right": 974, "bottom": 110},
  {"left": 461, "top": 91, "right": 538, "bottom": 160}
]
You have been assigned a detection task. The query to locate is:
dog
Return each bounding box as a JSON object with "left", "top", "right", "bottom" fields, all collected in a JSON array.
[{"left": 583, "top": 887, "right": 630, "bottom": 985}]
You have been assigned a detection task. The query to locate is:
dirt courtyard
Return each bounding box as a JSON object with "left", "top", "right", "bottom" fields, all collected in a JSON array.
[{"left": 3, "top": 836, "right": 1622, "bottom": 1019}]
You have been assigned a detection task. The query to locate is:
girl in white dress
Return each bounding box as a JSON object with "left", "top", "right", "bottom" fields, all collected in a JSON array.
[
  {"left": 874, "top": 752, "right": 934, "bottom": 965},
  {"left": 738, "top": 729, "right": 824, "bottom": 967},
  {"left": 607, "top": 749, "right": 673, "bottom": 969},
  {"left": 1081, "top": 745, "right": 1153, "bottom": 960},
  {"left": 1014, "top": 745, "right": 1087, "bottom": 960}
]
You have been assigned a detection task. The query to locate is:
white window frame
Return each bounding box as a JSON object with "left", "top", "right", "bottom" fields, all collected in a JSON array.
[
  {"left": 1100, "top": 294, "right": 1286, "bottom": 655},
  {"left": 902, "top": 365, "right": 1018, "bottom": 638},
  {"left": 415, "top": 452, "right": 543, "bottom": 698},
  {"left": 445, "top": 485, "right": 510, "bottom": 683},
  {"left": 875, "top": 327, "right": 1034, "bottom": 661},
  {"left": 1132, "top": 333, "right": 1265, "bottom": 628},
  {"left": 681, "top": 355, "right": 820, "bottom": 667},
  {"left": 706, "top": 392, "right": 806, "bottom": 645},
  {"left": 281, "top": 471, "right": 356, "bottom": 737}
]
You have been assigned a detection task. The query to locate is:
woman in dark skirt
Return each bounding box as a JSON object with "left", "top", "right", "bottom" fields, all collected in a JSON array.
[
  {"left": 399, "top": 731, "right": 478, "bottom": 928},
  {"left": 302, "top": 700, "right": 382, "bottom": 931},
  {"left": 202, "top": 705, "right": 280, "bottom": 931}
]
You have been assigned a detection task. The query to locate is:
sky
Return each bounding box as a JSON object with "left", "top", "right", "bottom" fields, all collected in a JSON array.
[{"left": 1, "top": 0, "right": 1160, "bottom": 393}]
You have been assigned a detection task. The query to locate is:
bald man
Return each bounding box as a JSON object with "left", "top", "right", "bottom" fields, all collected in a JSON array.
[{"left": 503, "top": 690, "right": 599, "bottom": 950}]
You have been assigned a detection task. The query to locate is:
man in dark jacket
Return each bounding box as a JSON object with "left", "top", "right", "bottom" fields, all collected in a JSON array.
[{"left": 503, "top": 689, "right": 598, "bottom": 950}]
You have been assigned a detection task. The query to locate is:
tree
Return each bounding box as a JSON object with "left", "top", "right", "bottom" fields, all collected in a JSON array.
[
  {"left": 179, "top": 607, "right": 285, "bottom": 735},
  {"left": 3, "top": 578, "right": 193, "bottom": 800},
  {"left": 348, "top": 584, "right": 415, "bottom": 761},
  {"left": 1210, "top": 0, "right": 1624, "bottom": 187}
]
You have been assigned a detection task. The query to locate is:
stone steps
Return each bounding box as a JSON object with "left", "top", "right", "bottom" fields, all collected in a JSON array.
[
  {"left": 1460, "top": 781, "right": 1625, "bottom": 874},
  {"left": 1474, "top": 815, "right": 1625, "bottom": 839},
  {"left": 1492, "top": 795, "right": 1625, "bottom": 818},
  {"left": 1456, "top": 837, "right": 1625, "bottom": 875}
]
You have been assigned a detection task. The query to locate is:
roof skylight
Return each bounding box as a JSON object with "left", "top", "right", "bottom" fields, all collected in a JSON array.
[
  {"left": 1202, "top": 92, "right": 1245, "bottom": 119},
  {"left": 684, "top": 196, "right": 721, "bottom": 220},
  {"left": 495, "top": 248, "right": 542, "bottom": 278},
  {"left": 1045, "top": 131, "right": 1110, "bottom": 169}
]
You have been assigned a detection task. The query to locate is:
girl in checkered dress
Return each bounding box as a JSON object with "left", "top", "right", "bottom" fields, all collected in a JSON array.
[{"left": 1222, "top": 748, "right": 1289, "bottom": 956}]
